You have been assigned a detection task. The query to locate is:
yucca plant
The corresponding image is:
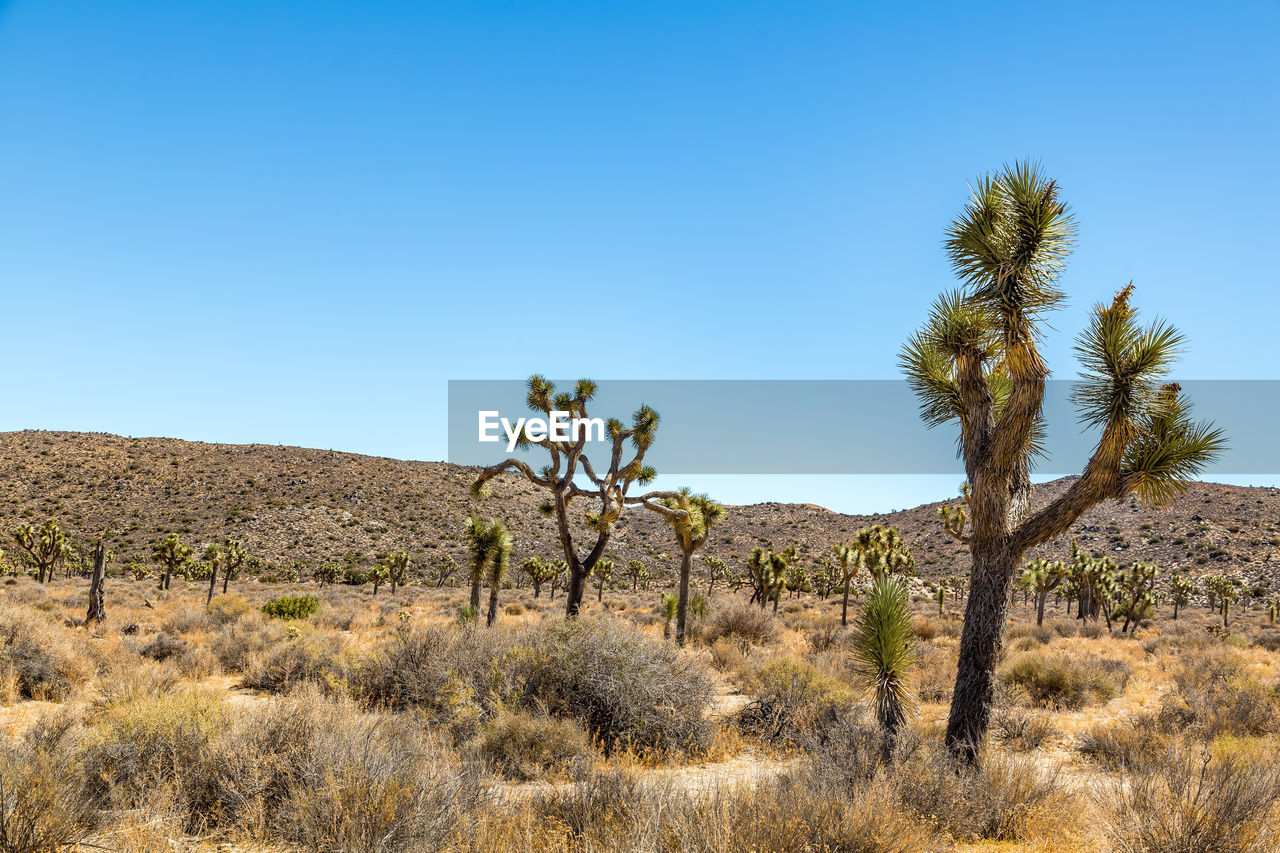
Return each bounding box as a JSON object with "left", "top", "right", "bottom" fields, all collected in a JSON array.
[
  {"left": 661, "top": 593, "right": 679, "bottom": 640},
  {"left": 934, "top": 584, "right": 947, "bottom": 615},
  {"left": 851, "top": 574, "right": 917, "bottom": 760},
  {"left": 901, "top": 162, "right": 1223, "bottom": 760}
]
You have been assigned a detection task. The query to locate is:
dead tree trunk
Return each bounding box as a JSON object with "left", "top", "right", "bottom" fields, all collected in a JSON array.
[{"left": 86, "top": 538, "right": 107, "bottom": 625}]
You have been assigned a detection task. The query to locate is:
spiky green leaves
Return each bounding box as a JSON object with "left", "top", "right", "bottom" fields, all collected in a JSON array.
[
  {"left": 1120, "top": 385, "right": 1225, "bottom": 507},
  {"left": 900, "top": 291, "right": 997, "bottom": 428},
  {"left": 851, "top": 574, "right": 918, "bottom": 739},
  {"left": 465, "top": 516, "right": 511, "bottom": 586},
  {"left": 659, "top": 488, "right": 726, "bottom": 551},
  {"left": 1073, "top": 285, "right": 1186, "bottom": 429},
  {"left": 946, "top": 160, "right": 1075, "bottom": 333}
]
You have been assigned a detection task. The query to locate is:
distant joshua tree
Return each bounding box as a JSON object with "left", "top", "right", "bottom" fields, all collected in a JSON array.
[
  {"left": 13, "top": 519, "right": 70, "bottom": 584},
  {"left": 485, "top": 535, "right": 512, "bottom": 627},
  {"left": 523, "top": 556, "right": 555, "bottom": 598},
  {"left": 203, "top": 543, "right": 224, "bottom": 605},
  {"left": 220, "top": 539, "right": 246, "bottom": 596},
  {"left": 592, "top": 557, "right": 614, "bottom": 603},
  {"left": 626, "top": 558, "right": 648, "bottom": 592},
  {"left": 432, "top": 554, "right": 459, "bottom": 588},
  {"left": 471, "top": 376, "right": 659, "bottom": 617},
  {"left": 464, "top": 517, "right": 510, "bottom": 617},
  {"left": 151, "top": 533, "right": 194, "bottom": 591},
  {"left": 1020, "top": 558, "right": 1066, "bottom": 626},
  {"left": 637, "top": 489, "right": 726, "bottom": 646},
  {"left": 901, "top": 163, "right": 1223, "bottom": 760},
  {"left": 702, "top": 555, "right": 727, "bottom": 595},
  {"left": 1168, "top": 573, "right": 1195, "bottom": 620},
  {"left": 385, "top": 550, "right": 410, "bottom": 594},
  {"left": 833, "top": 526, "right": 913, "bottom": 626},
  {"left": 746, "top": 547, "right": 789, "bottom": 612}
]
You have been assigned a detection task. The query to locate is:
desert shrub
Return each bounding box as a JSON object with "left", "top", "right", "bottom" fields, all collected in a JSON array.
[
  {"left": 241, "top": 626, "right": 348, "bottom": 694},
  {"left": 207, "top": 616, "right": 283, "bottom": 672},
  {"left": 805, "top": 622, "right": 845, "bottom": 653},
  {"left": 479, "top": 711, "right": 593, "bottom": 780},
  {"left": 1077, "top": 715, "right": 1169, "bottom": 770},
  {"left": 704, "top": 604, "right": 779, "bottom": 646},
  {"left": 81, "top": 688, "right": 225, "bottom": 807},
  {"left": 205, "top": 594, "right": 254, "bottom": 626},
  {"left": 1101, "top": 746, "right": 1280, "bottom": 853},
  {"left": 260, "top": 594, "right": 319, "bottom": 620},
  {"left": 360, "top": 618, "right": 714, "bottom": 755},
  {"left": 912, "top": 616, "right": 940, "bottom": 642},
  {"left": 894, "top": 746, "right": 1066, "bottom": 843},
  {"left": 992, "top": 708, "right": 1059, "bottom": 751},
  {"left": 162, "top": 606, "right": 210, "bottom": 635},
  {"left": 914, "top": 641, "right": 955, "bottom": 703},
  {"left": 504, "top": 602, "right": 525, "bottom": 616},
  {"left": 736, "top": 657, "right": 855, "bottom": 745},
  {"left": 999, "top": 653, "right": 1124, "bottom": 709},
  {"left": 0, "top": 607, "right": 89, "bottom": 702},
  {"left": 139, "top": 632, "right": 187, "bottom": 662},
  {"left": 503, "top": 618, "right": 714, "bottom": 754},
  {"left": 1159, "top": 649, "right": 1280, "bottom": 739},
  {"left": 0, "top": 724, "right": 101, "bottom": 853}
]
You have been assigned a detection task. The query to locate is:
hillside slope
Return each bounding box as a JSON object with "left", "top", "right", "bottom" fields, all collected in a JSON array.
[{"left": 0, "top": 431, "right": 1276, "bottom": 598}]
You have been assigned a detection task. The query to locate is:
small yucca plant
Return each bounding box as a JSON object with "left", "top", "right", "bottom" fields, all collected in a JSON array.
[
  {"left": 851, "top": 574, "right": 917, "bottom": 759},
  {"left": 661, "top": 593, "right": 678, "bottom": 639}
]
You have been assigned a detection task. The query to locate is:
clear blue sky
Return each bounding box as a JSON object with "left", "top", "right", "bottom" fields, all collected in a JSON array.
[{"left": 1, "top": 1, "right": 1276, "bottom": 513}]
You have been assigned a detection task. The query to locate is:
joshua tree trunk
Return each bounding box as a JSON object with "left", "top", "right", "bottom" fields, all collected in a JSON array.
[
  {"left": 947, "top": 546, "right": 1019, "bottom": 762},
  {"left": 469, "top": 573, "right": 482, "bottom": 612},
  {"left": 675, "top": 549, "right": 692, "bottom": 647},
  {"left": 487, "top": 585, "right": 500, "bottom": 627},
  {"left": 841, "top": 584, "right": 852, "bottom": 626},
  {"left": 161, "top": 568, "right": 171, "bottom": 590},
  {"left": 1035, "top": 590, "right": 1047, "bottom": 626},
  {"left": 86, "top": 539, "right": 107, "bottom": 625},
  {"left": 206, "top": 567, "right": 218, "bottom": 606}
]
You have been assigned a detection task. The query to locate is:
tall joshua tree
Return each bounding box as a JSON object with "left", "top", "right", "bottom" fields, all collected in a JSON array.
[
  {"left": 472, "top": 376, "right": 659, "bottom": 617},
  {"left": 152, "top": 533, "right": 194, "bottom": 591},
  {"left": 900, "top": 162, "right": 1223, "bottom": 761},
  {"left": 385, "top": 550, "right": 410, "bottom": 594},
  {"left": 13, "top": 520, "right": 70, "bottom": 584},
  {"left": 637, "top": 489, "right": 726, "bottom": 646}
]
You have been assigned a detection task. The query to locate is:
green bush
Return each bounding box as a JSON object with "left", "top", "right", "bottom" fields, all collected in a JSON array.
[
  {"left": 999, "top": 653, "right": 1124, "bottom": 709},
  {"left": 261, "top": 595, "right": 319, "bottom": 620}
]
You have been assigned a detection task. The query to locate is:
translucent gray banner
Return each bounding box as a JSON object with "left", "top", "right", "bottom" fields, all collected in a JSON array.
[{"left": 447, "top": 380, "right": 1274, "bottom": 475}]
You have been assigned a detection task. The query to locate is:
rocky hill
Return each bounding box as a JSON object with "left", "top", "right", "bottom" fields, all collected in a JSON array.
[{"left": 0, "top": 431, "right": 1276, "bottom": 600}]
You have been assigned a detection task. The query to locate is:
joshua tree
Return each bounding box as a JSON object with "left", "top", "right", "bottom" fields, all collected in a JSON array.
[
  {"left": 472, "top": 376, "right": 659, "bottom": 617},
  {"left": 432, "top": 554, "right": 459, "bottom": 588},
  {"left": 746, "top": 547, "right": 789, "bottom": 611},
  {"left": 1168, "top": 573, "right": 1195, "bottom": 620},
  {"left": 523, "top": 556, "right": 553, "bottom": 597},
  {"left": 203, "top": 543, "right": 224, "bottom": 605},
  {"left": 465, "top": 517, "right": 511, "bottom": 614},
  {"left": 785, "top": 562, "right": 808, "bottom": 598},
  {"left": 151, "top": 533, "right": 194, "bottom": 591},
  {"left": 313, "top": 562, "right": 340, "bottom": 587},
  {"left": 485, "top": 535, "right": 512, "bottom": 627},
  {"left": 86, "top": 535, "right": 108, "bottom": 625},
  {"left": 592, "top": 557, "right": 614, "bottom": 602},
  {"left": 703, "top": 555, "right": 727, "bottom": 595},
  {"left": 220, "top": 539, "right": 246, "bottom": 596},
  {"left": 548, "top": 559, "right": 567, "bottom": 601},
  {"left": 637, "top": 489, "right": 726, "bottom": 646},
  {"left": 1117, "top": 561, "right": 1158, "bottom": 633},
  {"left": 901, "top": 163, "right": 1222, "bottom": 760},
  {"left": 833, "top": 526, "right": 914, "bottom": 626},
  {"left": 626, "top": 558, "right": 647, "bottom": 592},
  {"left": 851, "top": 574, "right": 917, "bottom": 760},
  {"left": 13, "top": 520, "right": 70, "bottom": 584},
  {"left": 1021, "top": 558, "right": 1066, "bottom": 626},
  {"left": 1205, "top": 575, "right": 1235, "bottom": 625},
  {"left": 385, "top": 550, "right": 410, "bottom": 594},
  {"left": 366, "top": 561, "right": 389, "bottom": 595}
]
